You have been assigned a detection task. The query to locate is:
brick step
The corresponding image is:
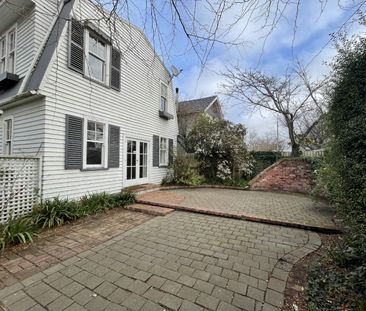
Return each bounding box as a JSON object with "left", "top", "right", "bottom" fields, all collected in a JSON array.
[{"left": 126, "top": 204, "right": 174, "bottom": 216}]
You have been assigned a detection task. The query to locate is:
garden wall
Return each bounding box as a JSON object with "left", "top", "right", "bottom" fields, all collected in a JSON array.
[{"left": 249, "top": 158, "right": 314, "bottom": 194}]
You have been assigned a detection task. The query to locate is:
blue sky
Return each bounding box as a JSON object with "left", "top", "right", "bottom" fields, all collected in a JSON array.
[{"left": 126, "top": 0, "right": 365, "bottom": 139}]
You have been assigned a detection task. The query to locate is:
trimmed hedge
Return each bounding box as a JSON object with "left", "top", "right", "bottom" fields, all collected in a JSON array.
[{"left": 249, "top": 151, "right": 282, "bottom": 178}]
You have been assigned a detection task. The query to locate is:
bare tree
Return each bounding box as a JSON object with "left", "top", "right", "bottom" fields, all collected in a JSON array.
[
  {"left": 247, "top": 131, "right": 286, "bottom": 152},
  {"left": 92, "top": 0, "right": 366, "bottom": 68},
  {"left": 221, "top": 64, "right": 327, "bottom": 156}
]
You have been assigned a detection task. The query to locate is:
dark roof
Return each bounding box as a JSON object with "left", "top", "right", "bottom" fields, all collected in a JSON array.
[
  {"left": 178, "top": 96, "right": 217, "bottom": 114},
  {"left": 0, "top": 78, "right": 23, "bottom": 103}
]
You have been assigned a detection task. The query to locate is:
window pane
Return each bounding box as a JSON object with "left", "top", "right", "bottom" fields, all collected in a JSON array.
[
  {"left": 5, "top": 142, "right": 11, "bottom": 155},
  {"left": 7, "top": 53, "right": 14, "bottom": 73},
  {"left": 127, "top": 167, "right": 131, "bottom": 180},
  {"left": 127, "top": 152, "right": 131, "bottom": 166},
  {"left": 96, "top": 132, "right": 103, "bottom": 142},
  {"left": 87, "top": 130, "right": 95, "bottom": 140},
  {"left": 87, "top": 142, "right": 102, "bottom": 165},
  {"left": 132, "top": 166, "right": 136, "bottom": 179},
  {"left": 8, "top": 31, "right": 15, "bottom": 51},
  {"left": 89, "top": 54, "right": 104, "bottom": 81},
  {"left": 161, "top": 84, "right": 167, "bottom": 97},
  {"left": 0, "top": 38, "right": 5, "bottom": 58},
  {"left": 160, "top": 97, "right": 166, "bottom": 111},
  {"left": 88, "top": 121, "right": 95, "bottom": 131},
  {"left": 6, "top": 119, "right": 12, "bottom": 140},
  {"left": 96, "top": 123, "right": 103, "bottom": 133},
  {"left": 0, "top": 59, "right": 5, "bottom": 74}
]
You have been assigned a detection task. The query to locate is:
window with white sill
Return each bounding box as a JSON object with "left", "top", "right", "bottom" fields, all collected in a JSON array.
[
  {"left": 159, "top": 137, "right": 168, "bottom": 166},
  {"left": 0, "top": 27, "right": 16, "bottom": 75},
  {"left": 87, "top": 33, "right": 108, "bottom": 83},
  {"left": 86, "top": 120, "right": 105, "bottom": 167},
  {"left": 160, "top": 82, "right": 168, "bottom": 111},
  {"left": 3, "top": 118, "right": 13, "bottom": 155}
]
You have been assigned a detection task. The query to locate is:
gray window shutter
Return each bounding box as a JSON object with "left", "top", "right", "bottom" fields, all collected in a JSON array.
[
  {"left": 69, "top": 19, "right": 84, "bottom": 74},
  {"left": 153, "top": 135, "right": 160, "bottom": 167},
  {"left": 108, "top": 125, "right": 120, "bottom": 168},
  {"left": 65, "top": 115, "right": 83, "bottom": 169},
  {"left": 110, "top": 47, "right": 121, "bottom": 91},
  {"left": 169, "top": 139, "right": 174, "bottom": 165}
]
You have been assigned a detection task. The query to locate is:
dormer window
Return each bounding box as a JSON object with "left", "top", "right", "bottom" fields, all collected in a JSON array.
[
  {"left": 87, "top": 33, "right": 108, "bottom": 83},
  {"left": 68, "top": 19, "right": 121, "bottom": 90},
  {"left": 160, "top": 82, "right": 168, "bottom": 111},
  {"left": 0, "top": 27, "right": 16, "bottom": 75}
]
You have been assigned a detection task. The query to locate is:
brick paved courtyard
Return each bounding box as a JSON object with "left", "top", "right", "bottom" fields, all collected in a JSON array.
[
  {"left": 138, "top": 188, "right": 337, "bottom": 230},
  {"left": 0, "top": 211, "right": 321, "bottom": 311},
  {"left": 0, "top": 210, "right": 152, "bottom": 290}
]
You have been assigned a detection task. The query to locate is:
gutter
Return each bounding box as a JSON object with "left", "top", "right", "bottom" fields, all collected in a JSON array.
[{"left": 0, "top": 90, "right": 44, "bottom": 109}]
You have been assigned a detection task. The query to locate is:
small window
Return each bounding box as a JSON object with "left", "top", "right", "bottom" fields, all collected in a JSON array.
[
  {"left": 159, "top": 137, "right": 168, "bottom": 166},
  {"left": 0, "top": 27, "right": 16, "bottom": 75},
  {"left": 87, "top": 33, "right": 107, "bottom": 82},
  {"left": 0, "top": 37, "right": 6, "bottom": 74},
  {"left": 86, "top": 121, "right": 105, "bottom": 166},
  {"left": 160, "top": 83, "right": 168, "bottom": 111},
  {"left": 7, "top": 29, "right": 15, "bottom": 73},
  {"left": 4, "top": 118, "right": 13, "bottom": 155}
]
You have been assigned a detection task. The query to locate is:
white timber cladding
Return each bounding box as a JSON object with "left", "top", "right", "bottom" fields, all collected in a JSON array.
[
  {"left": 36, "top": 0, "right": 178, "bottom": 199},
  {"left": 0, "top": 0, "right": 58, "bottom": 79},
  {"left": 0, "top": 100, "right": 45, "bottom": 156}
]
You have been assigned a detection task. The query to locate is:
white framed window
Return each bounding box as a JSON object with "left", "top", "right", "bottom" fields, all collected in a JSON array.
[
  {"left": 3, "top": 117, "right": 13, "bottom": 155},
  {"left": 0, "top": 36, "right": 6, "bottom": 74},
  {"left": 160, "top": 82, "right": 168, "bottom": 111},
  {"left": 84, "top": 120, "right": 107, "bottom": 168},
  {"left": 85, "top": 31, "right": 109, "bottom": 83},
  {"left": 159, "top": 137, "right": 168, "bottom": 166},
  {"left": 0, "top": 26, "right": 16, "bottom": 75},
  {"left": 7, "top": 29, "right": 16, "bottom": 73}
]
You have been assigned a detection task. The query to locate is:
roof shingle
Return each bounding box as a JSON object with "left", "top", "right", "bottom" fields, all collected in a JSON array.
[{"left": 178, "top": 96, "right": 217, "bottom": 114}]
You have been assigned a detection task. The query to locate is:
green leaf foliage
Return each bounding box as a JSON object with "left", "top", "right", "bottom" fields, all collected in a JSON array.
[
  {"left": 306, "top": 27, "right": 366, "bottom": 310},
  {"left": 187, "top": 115, "right": 253, "bottom": 180},
  {"left": 0, "top": 217, "right": 37, "bottom": 251}
]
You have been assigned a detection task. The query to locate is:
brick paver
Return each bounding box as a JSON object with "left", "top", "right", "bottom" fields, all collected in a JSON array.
[
  {"left": 0, "top": 210, "right": 153, "bottom": 290},
  {"left": 138, "top": 188, "right": 337, "bottom": 230},
  {"left": 0, "top": 211, "right": 321, "bottom": 311}
]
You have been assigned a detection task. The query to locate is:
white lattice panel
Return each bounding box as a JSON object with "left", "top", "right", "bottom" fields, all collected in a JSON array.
[{"left": 0, "top": 157, "right": 40, "bottom": 223}]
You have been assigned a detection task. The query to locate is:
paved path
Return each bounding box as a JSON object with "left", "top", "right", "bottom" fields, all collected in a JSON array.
[
  {"left": 0, "top": 210, "right": 152, "bottom": 290},
  {"left": 138, "top": 189, "right": 337, "bottom": 231},
  {"left": 0, "top": 212, "right": 321, "bottom": 311}
]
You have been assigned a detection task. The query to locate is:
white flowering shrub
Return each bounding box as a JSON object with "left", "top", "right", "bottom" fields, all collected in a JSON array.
[{"left": 187, "top": 115, "right": 253, "bottom": 181}]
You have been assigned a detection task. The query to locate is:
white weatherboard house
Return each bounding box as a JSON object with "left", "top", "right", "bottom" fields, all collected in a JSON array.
[{"left": 0, "top": 0, "right": 178, "bottom": 208}]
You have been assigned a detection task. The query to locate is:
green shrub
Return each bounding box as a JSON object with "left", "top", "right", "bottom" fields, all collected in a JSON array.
[
  {"left": 80, "top": 192, "right": 116, "bottom": 215},
  {"left": 249, "top": 151, "right": 281, "bottom": 178},
  {"left": 113, "top": 191, "right": 136, "bottom": 206},
  {"left": 0, "top": 217, "right": 36, "bottom": 251},
  {"left": 32, "top": 197, "right": 79, "bottom": 228},
  {"left": 306, "top": 29, "right": 366, "bottom": 310},
  {"left": 166, "top": 152, "right": 205, "bottom": 186}
]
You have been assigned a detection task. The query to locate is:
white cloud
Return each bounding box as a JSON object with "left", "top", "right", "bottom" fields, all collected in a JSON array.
[{"left": 172, "top": 0, "right": 364, "bottom": 141}]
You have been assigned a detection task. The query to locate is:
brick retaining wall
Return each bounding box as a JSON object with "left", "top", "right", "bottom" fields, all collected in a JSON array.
[{"left": 249, "top": 158, "right": 314, "bottom": 194}]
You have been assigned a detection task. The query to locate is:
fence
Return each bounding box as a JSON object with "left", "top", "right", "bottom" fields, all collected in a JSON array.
[
  {"left": 281, "top": 149, "right": 324, "bottom": 158},
  {"left": 0, "top": 156, "right": 42, "bottom": 223}
]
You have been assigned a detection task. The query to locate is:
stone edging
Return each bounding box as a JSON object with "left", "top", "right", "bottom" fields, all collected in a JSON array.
[
  {"left": 135, "top": 199, "right": 342, "bottom": 234},
  {"left": 263, "top": 231, "right": 322, "bottom": 308},
  {"left": 135, "top": 184, "right": 249, "bottom": 195}
]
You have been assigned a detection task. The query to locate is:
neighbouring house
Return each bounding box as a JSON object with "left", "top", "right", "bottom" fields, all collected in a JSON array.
[
  {"left": 177, "top": 95, "right": 223, "bottom": 150},
  {"left": 0, "top": 0, "right": 179, "bottom": 206}
]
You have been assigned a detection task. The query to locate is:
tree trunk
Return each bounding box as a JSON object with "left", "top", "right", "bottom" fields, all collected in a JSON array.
[{"left": 286, "top": 117, "right": 301, "bottom": 157}]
